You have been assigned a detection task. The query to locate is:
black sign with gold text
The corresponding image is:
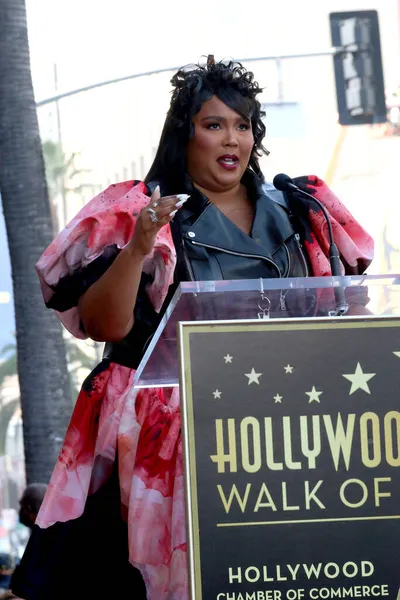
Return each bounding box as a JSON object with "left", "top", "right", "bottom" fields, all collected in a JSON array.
[{"left": 179, "top": 318, "right": 400, "bottom": 600}]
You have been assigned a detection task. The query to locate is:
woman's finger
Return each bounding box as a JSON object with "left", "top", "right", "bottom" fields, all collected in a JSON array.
[
  {"left": 153, "top": 202, "right": 183, "bottom": 221},
  {"left": 142, "top": 204, "right": 172, "bottom": 229},
  {"left": 159, "top": 193, "right": 190, "bottom": 206},
  {"left": 149, "top": 192, "right": 190, "bottom": 211},
  {"left": 141, "top": 190, "right": 190, "bottom": 233},
  {"left": 150, "top": 185, "right": 161, "bottom": 206}
]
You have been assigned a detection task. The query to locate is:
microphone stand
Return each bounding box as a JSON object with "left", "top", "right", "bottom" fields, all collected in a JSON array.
[{"left": 285, "top": 181, "right": 349, "bottom": 316}]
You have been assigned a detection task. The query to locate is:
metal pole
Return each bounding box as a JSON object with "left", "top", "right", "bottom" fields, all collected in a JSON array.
[
  {"left": 275, "top": 57, "right": 284, "bottom": 103},
  {"left": 36, "top": 49, "right": 341, "bottom": 108},
  {"left": 53, "top": 63, "right": 68, "bottom": 228}
]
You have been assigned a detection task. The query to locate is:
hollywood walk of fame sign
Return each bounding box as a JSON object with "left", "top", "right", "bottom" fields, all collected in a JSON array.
[{"left": 178, "top": 317, "right": 400, "bottom": 600}]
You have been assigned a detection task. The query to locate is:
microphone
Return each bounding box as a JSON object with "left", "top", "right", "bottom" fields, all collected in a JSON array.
[{"left": 273, "top": 173, "right": 348, "bottom": 316}]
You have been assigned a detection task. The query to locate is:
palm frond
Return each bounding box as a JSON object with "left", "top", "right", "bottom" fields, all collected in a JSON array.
[
  {"left": 0, "top": 342, "right": 16, "bottom": 357},
  {"left": 0, "top": 398, "right": 20, "bottom": 454},
  {"left": 0, "top": 355, "right": 17, "bottom": 387}
]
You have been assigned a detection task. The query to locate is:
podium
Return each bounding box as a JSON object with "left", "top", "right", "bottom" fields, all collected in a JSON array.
[{"left": 134, "top": 275, "right": 400, "bottom": 600}]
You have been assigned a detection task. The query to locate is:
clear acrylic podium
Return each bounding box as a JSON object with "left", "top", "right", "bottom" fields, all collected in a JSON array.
[
  {"left": 133, "top": 274, "right": 400, "bottom": 389},
  {"left": 133, "top": 274, "right": 400, "bottom": 600}
]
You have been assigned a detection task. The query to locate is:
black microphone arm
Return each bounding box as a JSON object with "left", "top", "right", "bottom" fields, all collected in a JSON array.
[{"left": 273, "top": 173, "right": 348, "bottom": 316}]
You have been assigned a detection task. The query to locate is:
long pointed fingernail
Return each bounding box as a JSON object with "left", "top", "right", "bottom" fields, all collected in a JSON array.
[
  {"left": 176, "top": 193, "right": 190, "bottom": 202},
  {"left": 175, "top": 196, "right": 190, "bottom": 208},
  {"left": 154, "top": 185, "right": 160, "bottom": 195},
  {"left": 170, "top": 209, "right": 178, "bottom": 218}
]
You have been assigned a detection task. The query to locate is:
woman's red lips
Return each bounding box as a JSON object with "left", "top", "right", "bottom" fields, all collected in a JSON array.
[
  {"left": 217, "top": 154, "right": 239, "bottom": 170},
  {"left": 218, "top": 154, "right": 239, "bottom": 161}
]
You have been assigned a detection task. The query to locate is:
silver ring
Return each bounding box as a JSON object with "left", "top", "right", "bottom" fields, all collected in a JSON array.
[{"left": 146, "top": 208, "right": 158, "bottom": 224}]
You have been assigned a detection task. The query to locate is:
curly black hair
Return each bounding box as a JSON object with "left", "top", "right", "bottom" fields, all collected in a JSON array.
[{"left": 145, "top": 58, "right": 268, "bottom": 194}]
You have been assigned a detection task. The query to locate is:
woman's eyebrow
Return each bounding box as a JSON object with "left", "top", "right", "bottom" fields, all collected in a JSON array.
[
  {"left": 201, "top": 115, "right": 249, "bottom": 122},
  {"left": 201, "top": 115, "right": 225, "bottom": 122}
]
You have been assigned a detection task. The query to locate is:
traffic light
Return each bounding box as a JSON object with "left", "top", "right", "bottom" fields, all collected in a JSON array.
[{"left": 330, "top": 10, "right": 386, "bottom": 125}]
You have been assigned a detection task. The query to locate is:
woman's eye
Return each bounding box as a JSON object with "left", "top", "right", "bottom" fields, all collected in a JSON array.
[{"left": 206, "top": 122, "right": 250, "bottom": 131}]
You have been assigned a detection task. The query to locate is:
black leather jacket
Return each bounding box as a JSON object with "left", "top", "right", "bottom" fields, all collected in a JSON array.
[
  {"left": 171, "top": 176, "right": 309, "bottom": 283},
  {"left": 103, "top": 173, "right": 310, "bottom": 369}
]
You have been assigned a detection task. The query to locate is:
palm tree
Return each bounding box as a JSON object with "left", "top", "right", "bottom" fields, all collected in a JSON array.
[
  {"left": 0, "top": 337, "right": 97, "bottom": 457},
  {"left": 0, "top": 343, "right": 19, "bottom": 455},
  {"left": 0, "top": 0, "right": 72, "bottom": 482},
  {"left": 0, "top": 343, "right": 17, "bottom": 385},
  {"left": 42, "top": 140, "right": 94, "bottom": 231},
  {"left": 63, "top": 336, "right": 98, "bottom": 397},
  {"left": 0, "top": 342, "right": 19, "bottom": 455}
]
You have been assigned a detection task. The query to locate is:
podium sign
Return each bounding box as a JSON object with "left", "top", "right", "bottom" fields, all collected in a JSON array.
[{"left": 179, "top": 317, "right": 400, "bottom": 600}]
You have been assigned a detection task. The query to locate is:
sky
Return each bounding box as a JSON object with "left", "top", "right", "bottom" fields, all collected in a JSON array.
[
  {"left": 24, "top": 0, "right": 400, "bottom": 191},
  {"left": 26, "top": 0, "right": 400, "bottom": 103}
]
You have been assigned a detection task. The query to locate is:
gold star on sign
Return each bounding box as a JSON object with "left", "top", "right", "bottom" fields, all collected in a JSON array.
[
  {"left": 224, "top": 354, "right": 233, "bottom": 363},
  {"left": 213, "top": 389, "right": 222, "bottom": 399},
  {"left": 273, "top": 393, "right": 283, "bottom": 403},
  {"left": 284, "top": 364, "right": 294, "bottom": 374},
  {"left": 306, "top": 386, "right": 323, "bottom": 403},
  {"left": 245, "top": 368, "right": 262, "bottom": 385},
  {"left": 343, "top": 363, "right": 376, "bottom": 395}
]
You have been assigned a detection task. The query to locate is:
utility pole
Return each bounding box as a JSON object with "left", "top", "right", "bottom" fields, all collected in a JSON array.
[
  {"left": 36, "top": 50, "right": 339, "bottom": 108},
  {"left": 53, "top": 63, "right": 68, "bottom": 228}
]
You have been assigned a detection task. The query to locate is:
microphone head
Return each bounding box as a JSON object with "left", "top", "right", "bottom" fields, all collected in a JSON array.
[{"left": 273, "top": 173, "right": 295, "bottom": 192}]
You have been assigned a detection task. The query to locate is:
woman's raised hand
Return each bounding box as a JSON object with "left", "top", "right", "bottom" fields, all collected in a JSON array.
[{"left": 129, "top": 186, "right": 189, "bottom": 257}]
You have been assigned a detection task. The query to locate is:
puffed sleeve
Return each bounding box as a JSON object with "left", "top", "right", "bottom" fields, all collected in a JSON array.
[
  {"left": 292, "top": 175, "right": 374, "bottom": 276},
  {"left": 36, "top": 180, "right": 176, "bottom": 339}
]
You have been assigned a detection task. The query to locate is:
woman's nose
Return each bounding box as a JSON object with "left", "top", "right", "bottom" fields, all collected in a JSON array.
[{"left": 223, "top": 128, "right": 239, "bottom": 146}]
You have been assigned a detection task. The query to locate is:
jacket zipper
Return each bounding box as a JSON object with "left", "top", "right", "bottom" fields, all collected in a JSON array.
[
  {"left": 278, "top": 243, "right": 291, "bottom": 311},
  {"left": 294, "top": 233, "right": 309, "bottom": 277},
  {"left": 182, "top": 241, "right": 196, "bottom": 281},
  {"left": 282, "top": 242, "right": 291, "bottom": 278},
  {"left": 190, "top": 240, "right": 282, "bottom": 278}
]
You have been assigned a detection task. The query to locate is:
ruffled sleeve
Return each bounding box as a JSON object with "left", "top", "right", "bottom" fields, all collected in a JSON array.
[
  {"left": 292, "top": 175, "right": 374, "bottom": 276},
  {"left": 36, "top": 180, "right": 177, "bottom": 339}
]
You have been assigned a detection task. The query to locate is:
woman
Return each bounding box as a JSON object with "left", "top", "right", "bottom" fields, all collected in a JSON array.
[{"left": 12, "top": 58, "right": 373, "bottom": 600}]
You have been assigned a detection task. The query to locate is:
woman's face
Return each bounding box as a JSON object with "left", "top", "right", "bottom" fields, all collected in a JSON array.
[{"left": 186, "top": 95, "right": 255, "bottom": 194}]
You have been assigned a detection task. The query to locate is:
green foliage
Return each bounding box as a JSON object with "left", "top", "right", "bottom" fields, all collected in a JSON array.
[
  {"left": 0, "top": 343, "right": 17, "bottom": 387},
  {"left": 0, "top": 398, "right": 19, "bottom": 455},
  {"left": 0, "top": 336, "right": 97, "bottom": 454},
  {"left": 42, "top": 139, "right": 93, "bottom": 203}
]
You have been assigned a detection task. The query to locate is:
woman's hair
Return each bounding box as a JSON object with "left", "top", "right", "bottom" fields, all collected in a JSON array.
[{"left": 145, "top": 57, "right": 268, "bottom": 193}]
